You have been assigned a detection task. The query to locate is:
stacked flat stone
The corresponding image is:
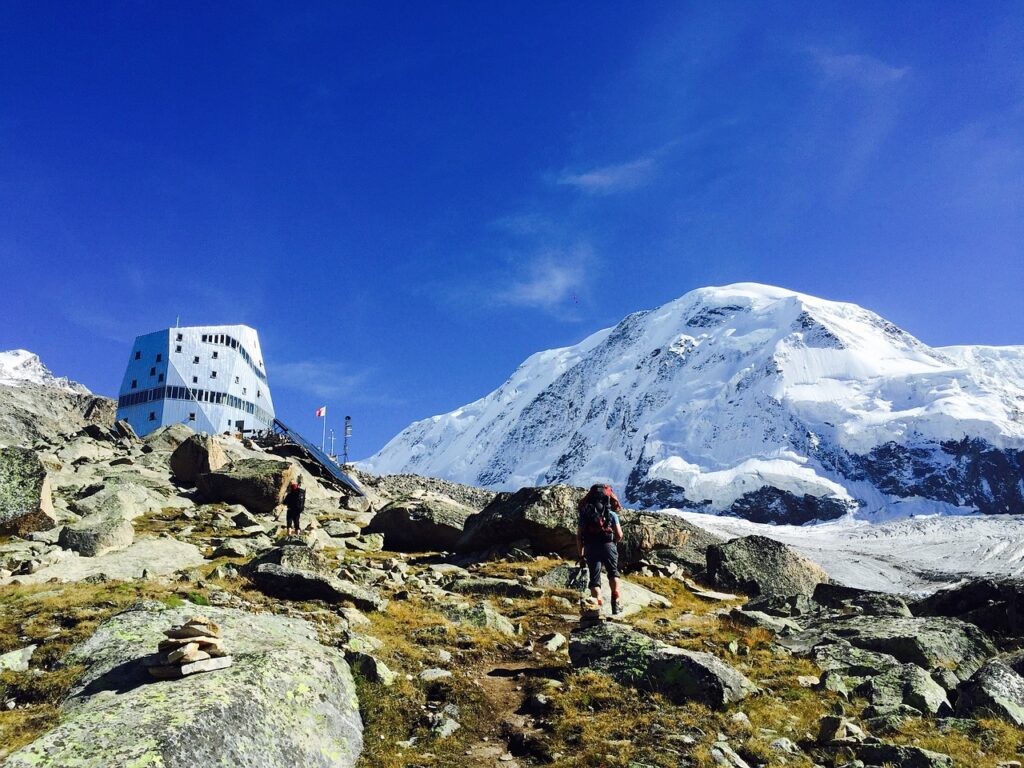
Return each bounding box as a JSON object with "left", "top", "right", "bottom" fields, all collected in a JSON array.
[
  {"left": 148, "top": 615, "right": 233, "bottom": 679},
  {"left": 579, "top": 597, "right": 603, "bottom": 628}
]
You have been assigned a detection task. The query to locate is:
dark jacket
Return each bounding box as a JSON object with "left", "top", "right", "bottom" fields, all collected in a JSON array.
[{"left": 284, "top": 486, "right": 306, "bottom": 515}]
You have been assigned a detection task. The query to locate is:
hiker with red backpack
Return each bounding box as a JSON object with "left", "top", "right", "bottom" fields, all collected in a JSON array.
[{"left": 576, "top": 483, "right": 625, "bottom": 615}]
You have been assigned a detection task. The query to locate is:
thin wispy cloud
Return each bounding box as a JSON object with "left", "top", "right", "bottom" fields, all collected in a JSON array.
[
  {"left": 271, "top": 360, "right": 371, "bottom": 400},
  {"left": 811, "top": 49, "right": 908, "bottom": 87},
  {"left": 556, "top": 156, "right": 657, "bottom": 194},
  {"left": 496, "top": 246, "right": 591, "bottom": 313}
]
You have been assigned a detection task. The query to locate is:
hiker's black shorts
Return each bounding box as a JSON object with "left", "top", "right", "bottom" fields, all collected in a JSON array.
[
  {"left": 287, "top": 509, "right": 301, "bottom": 530},
  {"left": 584, "top": 542, "right": 618, "bottom": 589}
]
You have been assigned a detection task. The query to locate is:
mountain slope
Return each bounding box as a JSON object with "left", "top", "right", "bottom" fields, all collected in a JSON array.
[
  {"left": 364, "top": 283, "right": 1024, "bottom": 523},
  {"left": 0, "top": 350, "right": 114, "bottom": 445}
]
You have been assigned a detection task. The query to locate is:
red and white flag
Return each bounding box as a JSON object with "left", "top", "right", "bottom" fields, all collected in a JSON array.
[{"left": 315, "top": 406, "right": 327, "bottom": 418}]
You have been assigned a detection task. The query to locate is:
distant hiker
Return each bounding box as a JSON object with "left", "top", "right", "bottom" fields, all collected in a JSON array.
[
  {"left": 577, "top": 483, "right": 624, "bottom": 614},
  {"left": 284, "top": 476, "right": 305, "bottom": 536}
]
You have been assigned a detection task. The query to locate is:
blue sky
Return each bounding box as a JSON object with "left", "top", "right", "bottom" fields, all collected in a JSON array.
[{"left": 2, "top": 2, "right": 1022, "bottom": 456}]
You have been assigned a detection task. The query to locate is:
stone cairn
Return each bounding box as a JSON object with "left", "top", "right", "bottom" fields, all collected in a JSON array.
[
  {"left": 579, "top": 596, "right": 603, "bottom": 628},
  {"left": 148, "top": 615, "right": 233, "bottom": 679}
]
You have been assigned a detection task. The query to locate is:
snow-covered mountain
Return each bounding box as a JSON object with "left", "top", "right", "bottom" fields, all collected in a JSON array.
[
  {"left": 364, "top": 283, "right": 1024, "bottom": 523},
  {"left": 0, "top": 350, "right": 112, "bottom": 445},
  {"left": 0, "top": 350, "right": 90, "bottom": 393}
]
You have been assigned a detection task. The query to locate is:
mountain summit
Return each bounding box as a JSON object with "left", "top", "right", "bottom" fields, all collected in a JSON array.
[
  {"left": 365, "top": 283, "right": 1024, "bottom": 523},
  {"left": 0, "top": 349, "right": 90, "bottom": 394}
]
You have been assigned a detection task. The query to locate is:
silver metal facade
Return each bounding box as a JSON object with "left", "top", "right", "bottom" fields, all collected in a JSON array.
[{"left": 116, "top": 324, "right": 275, "bottom": 437}]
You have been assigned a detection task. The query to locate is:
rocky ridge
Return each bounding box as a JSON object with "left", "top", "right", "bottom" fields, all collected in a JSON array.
[{"left": 0, "top": 378, "right": 1022, "bottom": 767}]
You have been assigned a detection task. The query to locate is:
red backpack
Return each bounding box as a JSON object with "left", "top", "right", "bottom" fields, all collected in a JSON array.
[{"left": 579, "top": 485, "right": 615, "bottom": 544}]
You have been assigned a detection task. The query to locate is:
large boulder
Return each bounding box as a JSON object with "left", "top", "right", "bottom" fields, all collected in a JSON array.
[
  {"left": 569, "top": 622, "right": 755, "bottom": 708},
  {"left": 71, "top": 480, "right": 165, "bottom": 521},
  {"left": 853, "top": 663, "right": 952, "bottom": 715},
  {"left": 0, "top": 446, "right": 56, "bottom": 535},
  {"left": 250, "top": 563, "right": 388, "bottom": 612},
  {"left": 914, "top": 578, "right": 1024, "bottom": 640},
  {"left": 457, "top": 485, "right": 581, "bottom": 555},
  {"left": 196, "top": 459, "right": 298, "bottom": 514},
  {"left": 249, "top": 541, "right": 330, "bottom": 574},
  {"left": 826, "top": 615, "right": 997, "bottom": 681},
  {"left": 439, "top": 600, "right": 518, "bottom": 636},
  {"left": 4, "top": 603, "right": 362, "bottom": 768},
  {"left": 364, "top": 492, "right": 474, "bottom": 552},
  {"left": 852, "top": 744, "right": 952, "bottom": 768},
  {"left": 169, "top": 434, "right": 229, "bottom": 485},
  {"left": 455, "top": 484, "right": 719, "bottom": 568},
  {"left": 142, "top": 422, "right": 195, "bottom": 452},
  {"left": 706, "top": 536, "right": 829, "bottom": 597},
  {"left": 954, "top": 659, "right": 1024, "bottom": 725},
  {"left": 58, "top": 514, "right": 134, "bottom": 557},
  {"left": 616, "top": 510, "right": 722, "bottom": 570}
]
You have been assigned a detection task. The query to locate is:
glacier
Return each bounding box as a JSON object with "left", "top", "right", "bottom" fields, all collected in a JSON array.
[{"left": 363, "top": 283, "right": 1024, "bottom": 523}]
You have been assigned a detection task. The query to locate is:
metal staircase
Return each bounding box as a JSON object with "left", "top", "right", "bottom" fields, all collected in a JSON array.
[{"left": 272, "top": 418, "right": 364, "bottom": 496}]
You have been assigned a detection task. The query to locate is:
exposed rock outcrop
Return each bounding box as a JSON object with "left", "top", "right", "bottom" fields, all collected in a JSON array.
[
  {"left": 456, "top": 484, "right": 719, "bottom": 568},
  {"left": 0, "top": 446, "right": 57, "bottom": 535},
  {"left": 706, "top": 535, "right": 829, "bottom": 597},
  {"left": 364, "top": 492, "right": 474, "bottom": 551},
  {"left": 196, "top": 458, "right": 297, "bottom": 513},
  {"left": 569, "top": 621, "right": 755, "bottom": 707},
  {"left": 58, "top": 514, "right": 134, "bottom": 557},
  {"left": 825, "top": 615, "right": 996, "bottom": 682},
  {"left": 4, "top": 603, "right": 363, "bottom": 768},
  {"left": 250, "top": 563, "right": 388, "bottom": 612},
  {"left": 170, "top": 433, "right": 229, "bottom": 485},
  {"left": 954, "top": 659, "right": 1024, "bottom": 725}
]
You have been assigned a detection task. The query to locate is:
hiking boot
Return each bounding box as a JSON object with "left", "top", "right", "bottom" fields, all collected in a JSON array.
[{"left": 611, "top": 592, "right": 622, "bottom": 615}]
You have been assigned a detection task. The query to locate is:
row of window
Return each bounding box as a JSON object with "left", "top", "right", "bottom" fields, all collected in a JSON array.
[
  {"left": 199, "top": 332, "right": 267, "bottom": 383},
  {"left": 117, "top": 385, "right": 273, "bottom": 426},
  {"left": 130, "top": 372, "right": 260, "bottom": 397},
  {"left": 128, "top": 332, "right": 267, "bottom": 385},
  {"left": 146, "top": 410, "right": 248, "bottom": 430}
]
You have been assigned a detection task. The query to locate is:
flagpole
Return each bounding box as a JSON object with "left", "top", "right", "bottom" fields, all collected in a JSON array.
[{"left": 321, "top": 409, "right": 327, "bottom": 453}]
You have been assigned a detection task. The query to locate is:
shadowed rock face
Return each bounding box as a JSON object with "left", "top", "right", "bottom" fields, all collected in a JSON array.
[
  {"left": 569, "top": 621, "right": 755, "bottom": 708},
  {"left": 364, "top": 492, "right": 475, "bottom": 552},
  {"left": 169, "top": 433, "right": 229, "bottom": 485},
  {"left": 196, "top": 458, "right": 297, "bottom": 513},
  {"left": 0, "top": 446, "right": 56, "bottom": 536},
  {"left": 706, "top": 535, "right": 829, "bottom": 597},
  {"left": 455, "top": 484, "right": 721, "bottom": 569},
  {"left": 955, "top": 659, "right": 1024, "bottom": 725},
  {"left": 457, "top": 485, "right": 581, "bottom": 555},
  {"left": 0, "top": 382, "right": 115, "bottom": 446},
  {"left": 4, "top": 603, "right": 363, "bottom": 768}
]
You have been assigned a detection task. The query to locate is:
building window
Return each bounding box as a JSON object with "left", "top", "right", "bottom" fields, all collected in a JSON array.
[
  {"left": 257, "top": 390, "right": 261, "bottom": 398},
  {"left": 193, "top": 356, "right": 199, "bottom": 364},
  {"left": 156, "top": 353, "right": 162, "bottom": 362},
  {"left": 192, "top": 376, "right": 198, "bottom": 384},
  {"left": 189, "top": 412, "right": 196, "bottom": 421},
  {"left": 211, "top": 371, "right": 217, "bottom": 378},
  {"left": 150, "top": 367, "right": 156, "bottom": 376},
  {"left": 242, "top": 387, "right": 247, "bottom": 395},
  {"left": 176, "top": 333, "right": 183, "bottom": 342},
  {"left": 212, "top": 351, "right": 218, "bottom": 359},
  {"left": 134, "top": 351, "right": 141, "bottom": 360},
  {"left": 148, "top": 411, "right": 156, "bottom": 421},
  {"left": 131, "top": 379, "right": 137, "bottom": 389},
  {"left": 234, "top": 376, "right": 239, "bottom": 384},
  {"left": 201, "top": 334, "right": 208, "bottom": 342},
  {"left": 157, "top": 373, "right": 164, "bottom": 382},
  {"left": 175, "top": 345, "right": 182, "bottom": 353}
]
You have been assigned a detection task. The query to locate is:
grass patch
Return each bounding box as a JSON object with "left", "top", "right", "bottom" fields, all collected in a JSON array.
[{"left": 0, "top": 578, "right": 182, "bottom": 758}]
